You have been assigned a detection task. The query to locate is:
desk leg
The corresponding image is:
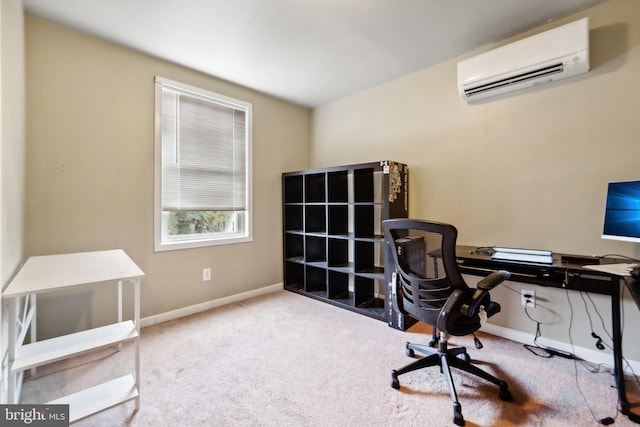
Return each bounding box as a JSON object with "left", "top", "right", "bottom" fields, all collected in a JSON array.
[
  {"left": 30, "top": 294, "right": 37, "bottom": 378},
  {"left": 134, "top": 278, "right": 140, "bottom": 411},
  {"left": 118, "top": 280, "right": 123, "bottom": 323},
  {"left": 7, "top": 298, "right": 16, "bottom": 404},
  {"left": 616, "top": 279, "right": 640, "bottom": 423},
  {"left": 117, "top": 280, "right": 123, "bottom": 351}
]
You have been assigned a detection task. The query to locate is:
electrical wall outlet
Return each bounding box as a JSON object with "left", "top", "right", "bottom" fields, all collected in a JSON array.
[
  {"left": 202, "top": 268, "right": 212, "bottom": 281},
  {"left": 521, "top": 290, "right": 535, "bottom": 307}
]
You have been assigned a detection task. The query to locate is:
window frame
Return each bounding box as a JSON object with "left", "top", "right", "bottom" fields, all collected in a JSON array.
[{"left": 154, "top": 76, "right": 253, "bottom": 252}]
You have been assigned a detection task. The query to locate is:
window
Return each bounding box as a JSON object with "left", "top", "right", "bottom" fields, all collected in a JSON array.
[{"left": 154, "top": 77, "right": 252, "bottom": 251}]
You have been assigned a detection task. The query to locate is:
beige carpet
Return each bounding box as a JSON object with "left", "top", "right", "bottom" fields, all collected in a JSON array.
[{"left": 20, "top": 290, "right": 640, "bottom": 426}]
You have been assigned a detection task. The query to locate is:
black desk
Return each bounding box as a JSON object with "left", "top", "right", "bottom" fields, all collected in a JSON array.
[{"left": 455, "top": 245, "right": 639, "bottom": 423}]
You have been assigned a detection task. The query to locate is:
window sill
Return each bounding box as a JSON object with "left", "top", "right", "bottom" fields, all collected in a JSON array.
[{"left": 154, "top": 235, "right": 253, "bottom": 252}]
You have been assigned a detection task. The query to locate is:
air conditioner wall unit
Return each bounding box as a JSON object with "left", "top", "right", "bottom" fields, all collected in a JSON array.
[{"left": 458, "top": 18, "right": 589, "bottom": 103}]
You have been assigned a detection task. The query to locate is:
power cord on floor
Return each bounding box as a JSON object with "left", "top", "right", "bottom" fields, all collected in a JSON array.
[
  {"left": 518, "top": 286, "right": 617, "bottom": 424},
  {"left": 501, "top": 283, "right": 572, "bottom": 358},
  {"left": 565, "top": 288, "right": 618, "bottom": 425},
  {"left": 581, "top": 285, "right": 640, "bottom": 393},
  {"left": 521, "top": 304, "right": 572, "bottom": 358},
  {"left": 580, "top": 292, "right": 610, "bottom": 351}
]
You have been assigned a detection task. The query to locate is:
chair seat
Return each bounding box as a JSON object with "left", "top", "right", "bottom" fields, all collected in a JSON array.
[{"left": 445, "top": 296, "right": 501, "bottom": 337}]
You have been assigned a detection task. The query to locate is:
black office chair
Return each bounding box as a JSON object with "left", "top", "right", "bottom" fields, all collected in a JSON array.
[{"left": 382, "top": 219, "right": 513, "bottom": 426}]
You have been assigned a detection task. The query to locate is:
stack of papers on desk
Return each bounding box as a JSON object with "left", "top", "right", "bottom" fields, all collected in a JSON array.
[{"left": 491, "top": 247, "right": 553, "bottom": 264}]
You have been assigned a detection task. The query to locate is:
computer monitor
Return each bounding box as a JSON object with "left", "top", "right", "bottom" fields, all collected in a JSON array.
[{"left": 602, "top": 180, "right": 640, "bottom": 243}]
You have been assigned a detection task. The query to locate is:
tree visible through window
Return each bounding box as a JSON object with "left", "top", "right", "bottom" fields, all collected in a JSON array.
[
  {"left": 168, "top": 211, "right": 232, "bottom": 235},
  {"left": 154, "top": 77, "right": 252, "bottom": 251}
]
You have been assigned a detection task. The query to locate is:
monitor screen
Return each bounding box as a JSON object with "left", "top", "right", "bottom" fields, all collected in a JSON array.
[{"left": 602, "top": 180, "right": 640, "bottom": 243}]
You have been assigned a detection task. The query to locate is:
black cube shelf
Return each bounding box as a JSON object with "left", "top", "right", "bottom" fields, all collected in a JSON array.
[{"left": 282, "top": 161, "right": 412, "bottom": 328}]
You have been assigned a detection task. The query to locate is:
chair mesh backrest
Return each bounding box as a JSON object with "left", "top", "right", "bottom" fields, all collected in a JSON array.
[{"left": 383, "top": 219, "right": 468, "bottom": 326}]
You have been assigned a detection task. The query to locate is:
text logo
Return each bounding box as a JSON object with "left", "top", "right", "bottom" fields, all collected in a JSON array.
[{"left": 0, "top": 405, "right": 68, "bottom": 426}]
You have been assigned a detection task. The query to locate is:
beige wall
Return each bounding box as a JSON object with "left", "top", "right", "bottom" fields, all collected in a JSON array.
[
  {"left": 25, "top": 17, "right": 310, "bottom": 338},
  {"left": 1, "top": 0, "right": 25, "bottom": 405},
  {"left": 312, "top": 0, "right": 640, "bottom": 357},
  {"left": 1, "top": 0, "right": 25, "bottom": 288}
]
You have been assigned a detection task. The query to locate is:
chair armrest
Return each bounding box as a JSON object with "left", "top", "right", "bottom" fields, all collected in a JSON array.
[
  {"left": 437, "top": 288, "right": 466, "bottom": 332},
  {"left": 477, "top": 270, "right": 511, "bottom": 290},
  {"left": 459, "top": 270, "right": 510, "bottom": 317}
]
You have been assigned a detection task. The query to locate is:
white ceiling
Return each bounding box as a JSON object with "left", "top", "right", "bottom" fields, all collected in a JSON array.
[{"left": 24, "top": 0, "right": 607, "bottom": 108}]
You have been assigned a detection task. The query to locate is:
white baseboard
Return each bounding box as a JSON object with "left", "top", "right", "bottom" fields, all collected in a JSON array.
[
  {"left": 481, "top": 322, "right": 640, "bottom": 374},
  {"left": 140, "top": 283, "right": 283, "bottom": 328}
]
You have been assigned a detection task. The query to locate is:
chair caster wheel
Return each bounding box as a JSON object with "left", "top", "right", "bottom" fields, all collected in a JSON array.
[
  {"left": 453, "top": 403, "right": 465, "bottom": 426},
  {"left": 406, "top": 347, "right": 415, "bottom": 357},
  {"left": 457, "top": 352, "right": 470, "bottom": 362},
  {"left": 391, "top": 370, "right": 400, "bottom": 389},
  {"left": 499, "top": 383, "right": 513, "bottom": 402}
]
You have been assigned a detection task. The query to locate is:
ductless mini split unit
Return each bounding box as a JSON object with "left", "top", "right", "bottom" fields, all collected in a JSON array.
[{"left": 457, "top": 18, "right": 589, "bottom": 102}]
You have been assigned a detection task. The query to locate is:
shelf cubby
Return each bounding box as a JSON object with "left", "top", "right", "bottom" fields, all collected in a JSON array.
[
  {"left": 284, "top": 262, "right": 304, "bottom": 291},
  {"left": 284, "top": 175, "right": 304, "bottom": 203},
  {"left": 305, "top": 236, "right": 326, "bottom": 263},
  {"left": 285, "top": 233, "right": 304, "bottom": 259},
  {"left": 305, "top": 173, "right": 326, "bottom": 203},
  {"left": 327, "top": 271, "right": 350, "bottom": 301},
  {"left": 353, "top": 241, "right": 379, "bottom": 275},
  {"left": 305, "top": 205, "right": 326, "bottom": 233},
  {"left": 328, "top": 170, "right": 349, "bottom": 203},
  {"left": 328, "top": 238, "right": 349, "bottom": 268},
  {"left": 284, "top": 205, "right": 303, "bottom": 232},
  {"left": 305, "top": 265, "right": 327, "bottom": 295},
  {"left": 354, "top": 277, "right": 385, "bottom": 309},
  {"left": 354, "top": 205, "right": 375, "bottom": 238},
  {"left": 328, "top": 205, "right": 349, "bottom": 235},
  {"left": 354, "top": 168, "right": 374, "bottom": 203}
]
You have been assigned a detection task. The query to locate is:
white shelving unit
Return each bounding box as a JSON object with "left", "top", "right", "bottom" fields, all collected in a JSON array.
[{"left": 2, "top": 249, "right": 143, "bottom": 423}]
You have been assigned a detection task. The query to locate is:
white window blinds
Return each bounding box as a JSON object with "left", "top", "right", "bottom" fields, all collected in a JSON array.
[{"left": 159, "top": 80, "right": 249, "bottom": 212}]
